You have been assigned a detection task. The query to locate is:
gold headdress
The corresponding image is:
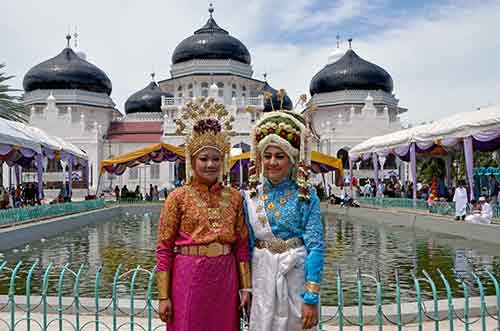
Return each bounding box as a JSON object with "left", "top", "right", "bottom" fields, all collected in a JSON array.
[
  {"left": 176, "top": 96, "right": 235, "bottom": 183},
  {"left": 248, "top": 91, "right": 313, "bottom": 200}
]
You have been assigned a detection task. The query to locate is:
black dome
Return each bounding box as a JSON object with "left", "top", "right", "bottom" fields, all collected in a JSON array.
[
  {"left": 125, "top": 81, "right": 173, "bottom": 114},
  {"left": 23, "top": 47, "right": 112, "bottom": 95},
  {"left": 261, "top": 81, "right": 293, "bottom": 112},
  {"left": 310, "top": 49, "right": 393, "bottom": 95},
  {"left": 172, "top": 11, "right": 251, "bottom": 65}
]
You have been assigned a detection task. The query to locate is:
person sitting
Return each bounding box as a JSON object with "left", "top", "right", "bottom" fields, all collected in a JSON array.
[
  {"left": 465, "top": 199, "right": 482, "bottom": 224},
  {"left": 479, "top": 196, "right": 493, "bottom": 224}
]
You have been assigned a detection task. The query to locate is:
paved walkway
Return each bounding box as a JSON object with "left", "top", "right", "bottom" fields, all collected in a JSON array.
[{"left": 1, "top": 312, "right": 497, "bottom": 330}]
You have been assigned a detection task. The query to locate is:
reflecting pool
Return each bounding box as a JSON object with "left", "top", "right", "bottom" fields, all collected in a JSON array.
[{"left": 1, "top": 208, "right": 500, "bottom": 306}]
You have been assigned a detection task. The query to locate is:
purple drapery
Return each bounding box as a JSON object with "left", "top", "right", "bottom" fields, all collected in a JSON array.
[
  {"left": 68, "top": 156, "right": 73, "bottom": 199},
  {"left": 463, "top": 136, "right": 475, "bottom": 200},
  {"left": 349, "top": 158, "right": 353, "bottom": 196},
  {"left": 372, "top": 153, "right": 379, "bottom": 197},
  {"left": 0, "top": 144, "right": 12, "bottom": 156},
  {"left": 410, "top": 143, "right": 417, "bottom": 208},
  {"left": 35, "top": 153, "right": 44, "bottom": 200}
]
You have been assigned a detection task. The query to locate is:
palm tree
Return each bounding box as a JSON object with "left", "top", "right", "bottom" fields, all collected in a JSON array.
[{"left": 0, "top": 63, "right": 29, "bottom": 123}]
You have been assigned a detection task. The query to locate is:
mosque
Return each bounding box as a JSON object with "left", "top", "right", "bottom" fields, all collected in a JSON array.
[{"left": 14, "top": 5, "right": 406, "bottom": 197}]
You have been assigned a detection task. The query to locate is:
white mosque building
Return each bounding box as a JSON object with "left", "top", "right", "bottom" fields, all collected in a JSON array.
[{"left": 12, "top": 5, "right": 406, "bottom": 197}]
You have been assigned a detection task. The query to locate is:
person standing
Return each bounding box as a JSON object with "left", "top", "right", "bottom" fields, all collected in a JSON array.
[
  {"left": 489, "top": 175, "right": 499, "bottom": 204},
  {"left": 244, "top": 105, "right": 324, "bottom": 331},
  {"left": 114, "top": 185, "right": 120, "bottom": 201},
  {"left": 156, "top": 97, "right": 251, "bottom": 331},
  {"left": 453, "top": 180, "right": 468, "bottom": 221}
]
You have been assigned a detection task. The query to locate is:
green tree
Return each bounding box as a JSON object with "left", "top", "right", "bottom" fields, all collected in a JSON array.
[{"left": 0, "top": 63, "right": 29, "bottom": 123}]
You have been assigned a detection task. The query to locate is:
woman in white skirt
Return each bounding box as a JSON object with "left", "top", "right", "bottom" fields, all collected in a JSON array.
[{"left": 244, "top": 104, "right": 325, "bottom": 331}]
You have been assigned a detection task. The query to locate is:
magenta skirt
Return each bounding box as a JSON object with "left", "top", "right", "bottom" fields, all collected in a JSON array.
[{"left": 167, "top": 253, "right": 239, "bottom": 331}]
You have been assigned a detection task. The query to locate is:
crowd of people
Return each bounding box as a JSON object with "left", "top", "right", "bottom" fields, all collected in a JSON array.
[
  {"left": 113, "top": 184, "right": 167, "bottom": 201},
  {"left": 0, "top": 183, "right": 40, "bottom": 209},
  {"left": 0, "top": 182, "right": 74, "bottom": 209}
]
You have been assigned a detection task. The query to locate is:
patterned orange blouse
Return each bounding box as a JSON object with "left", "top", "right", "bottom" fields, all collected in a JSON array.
[{"left": 156, "top": 180, "right": 250, "bottom": 272}]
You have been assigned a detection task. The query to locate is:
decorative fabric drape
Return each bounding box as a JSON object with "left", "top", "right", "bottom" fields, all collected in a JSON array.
[{"left": 463, "top": 136, "right": 475, "bottom": 200}]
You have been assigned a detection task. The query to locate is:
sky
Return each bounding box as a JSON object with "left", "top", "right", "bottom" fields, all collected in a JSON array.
[{"left": 2, "top": 0, "right": 500, "bottom": 126}]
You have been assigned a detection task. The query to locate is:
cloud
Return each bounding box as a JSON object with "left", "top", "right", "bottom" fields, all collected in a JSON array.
[{"left": 1, "top": 0, "right": 499, "bottom": 126}]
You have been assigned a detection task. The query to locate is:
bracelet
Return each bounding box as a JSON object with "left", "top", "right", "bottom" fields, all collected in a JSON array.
[{"left": 304, "top": 282, "right": 321, "bottom": 294}]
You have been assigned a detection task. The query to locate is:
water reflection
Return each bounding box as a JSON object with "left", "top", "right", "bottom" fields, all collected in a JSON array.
[{"left": 1, "top": 211, "right": 500, "bottom": 306}]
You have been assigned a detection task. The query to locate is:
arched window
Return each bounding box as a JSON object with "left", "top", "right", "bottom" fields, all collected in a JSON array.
[
  {"left": 217, "top": 82, "right": 224, "bottom": 97},
  {"left": 177, "top": 85, "right": 183, "bottom": 92},
  {"left": 241, "top": 85, "right": 247, "bottom": 92},
  {"left": 232, "top": 83, "right": 237, "bottom": 89},
  {"left": 187, "top": 83, "right": 193, "bottom": 89},
  {"left": 201, "top": 82, "right": 209, "bottom": 97},
  {"left": 231, "top": 90, "right": 237, "bottom": 98}
]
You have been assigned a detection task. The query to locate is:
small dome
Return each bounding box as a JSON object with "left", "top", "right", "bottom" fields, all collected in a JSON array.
[
  {"left": 23, "top": 47, "right": 112, "bottom": 95},
  {"left": 125, "top": 80, "right": 173, "bottom": 114},
  {"left": 260, "top": 81, "right": 293, "bottom": 112},
  {"left": 171, "top": 7, "right": 251, "bottom": 65},
  {"left": 310, "top": 49, "right": 393, "bottom": 96}
]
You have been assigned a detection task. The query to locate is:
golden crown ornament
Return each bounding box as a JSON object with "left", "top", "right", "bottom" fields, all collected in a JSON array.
[{"left": 175, "top": 96, "right": 235, "bottom": 183}]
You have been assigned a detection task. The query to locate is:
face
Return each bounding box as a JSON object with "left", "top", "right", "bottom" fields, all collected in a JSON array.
[
  {"left": 262, "top": 146, "right": 292, "bottom": 184},
  {"left": 193, "top": 148, "right": 222, "bottom": 185}
]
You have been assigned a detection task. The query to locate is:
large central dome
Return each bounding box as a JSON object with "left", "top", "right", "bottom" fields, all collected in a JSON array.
[
  {"left": 171, "top": 6, "right": 251, "bottom": 65},
  {"left": 310, "top": 49, "right": 393, "bottom": 96},
  {"left": 23, "top": 43, "right": 112, "bottom": 95}
]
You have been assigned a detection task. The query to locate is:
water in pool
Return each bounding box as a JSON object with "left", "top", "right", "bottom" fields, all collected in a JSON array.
[{"left": 1, "top": 208, "right": 499, "bottom": 306}]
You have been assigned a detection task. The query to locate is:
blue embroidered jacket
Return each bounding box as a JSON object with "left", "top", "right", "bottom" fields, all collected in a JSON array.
[{"left": 244, "top": 179, "right": 325, "bottom": 305}]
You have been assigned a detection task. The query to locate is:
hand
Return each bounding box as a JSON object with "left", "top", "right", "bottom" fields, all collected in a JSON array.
[
  {"left": 239, "top": 291, "right": 251, "bottom": 310},
  {"left": 158, "top": 299, "right": 172, "bottom": 323},
  {"left": 302, "top": 303, "right": 319, "bottom": 329}
]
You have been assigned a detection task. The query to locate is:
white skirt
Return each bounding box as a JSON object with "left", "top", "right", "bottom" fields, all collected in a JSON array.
[{"left": 250, "top": 246, "right": 307, "bottom": 331}]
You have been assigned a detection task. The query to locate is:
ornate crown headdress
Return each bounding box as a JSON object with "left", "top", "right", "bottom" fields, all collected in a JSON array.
[
  {"left": 176, "top": 96, "right": 235, "bottom": 183},
  {"left": 249, "top": 91, "right": 314, "bottom": 200}
]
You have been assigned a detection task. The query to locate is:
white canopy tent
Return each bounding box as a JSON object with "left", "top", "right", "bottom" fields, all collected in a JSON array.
[
  {"left": 0, "top": 117, "right": 88, "bottom": 201},
  {"left": 349, "top": 105, "right": 500, "bottom": 205}
]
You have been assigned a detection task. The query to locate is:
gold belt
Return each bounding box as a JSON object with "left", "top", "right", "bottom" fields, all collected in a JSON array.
[
  {"left": 177, "top": 242, "right": 231, "bottom": 257},
  {"left": 255, "top": 237, "right": 303, "bottom": 254}
]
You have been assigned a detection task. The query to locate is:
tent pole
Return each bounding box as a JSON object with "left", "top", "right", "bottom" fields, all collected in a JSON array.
[
  {"left": 372, "top": 153, "right": 379, "bottom": 197},
  {"left": 463, "top": 136, "right": 475, "bottom": 200},
  {"left": 96, "top": 172, "right": 103, "bottom": 198},
  {"left": 410, "top": 143, "right": 418, "bottom": 208},
  {"left": 349, "top": 158, "right": 353, "bottom": 197}
]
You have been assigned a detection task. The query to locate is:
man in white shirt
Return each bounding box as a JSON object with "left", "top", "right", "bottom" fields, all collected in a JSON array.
[
  {"left": 453, "top": 181, "right": 468, "bottom": 221},
  {"left": 479, "top": 196, "right": 493, "bottom": 224}
]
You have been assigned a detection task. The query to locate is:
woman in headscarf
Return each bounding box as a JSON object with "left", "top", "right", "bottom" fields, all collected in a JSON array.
[
  {"left": 156, "top": 97, "right": 251, "bottom": 331},
  {"left": 244, "top": 94, "right": 325, "bottom": 331}
]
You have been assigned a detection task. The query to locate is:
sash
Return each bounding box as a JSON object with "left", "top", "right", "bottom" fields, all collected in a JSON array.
[{"left": 244, "top": 189, "right": 275, "bottom": 241}]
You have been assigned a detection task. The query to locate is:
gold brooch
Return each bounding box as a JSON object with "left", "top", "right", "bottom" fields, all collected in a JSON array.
[
  {"left": 274, "top": 211, "right": 281, "bottom": 218},
  {"left": 260, "top": 194, "right": 269, "bottom": 201},
  {"left": 279, "top": 197, "right": 287, "bottom": 205},
  {"left": 267, "top": 202, "right": 276, "bottom": 211},
  {"left": 258, "top": 216, "right": 267, "bottom": 226},
  {"left": 284, "top": 189, "right": 293, "bottom": 197}
]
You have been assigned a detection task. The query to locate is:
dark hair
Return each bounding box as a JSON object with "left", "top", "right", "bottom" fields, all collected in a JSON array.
[{"left": 470, "top": 199, "right": 477, "bottom": 204}]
